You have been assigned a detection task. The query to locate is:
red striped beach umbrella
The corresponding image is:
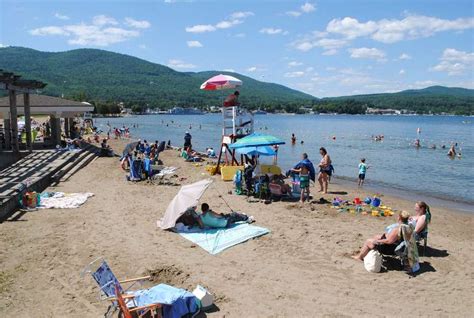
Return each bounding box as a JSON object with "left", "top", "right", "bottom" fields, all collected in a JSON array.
[{"left": 200, "top": 74, "right": 242, "bottom": 91}]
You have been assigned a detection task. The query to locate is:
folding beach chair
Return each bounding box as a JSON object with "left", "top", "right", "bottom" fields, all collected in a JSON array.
[
  {"left": 115, "top": 285, "right": 162, "bottom": 318},
  {"left": 82, "top": 258, "right": 160, "bottom": 317}
]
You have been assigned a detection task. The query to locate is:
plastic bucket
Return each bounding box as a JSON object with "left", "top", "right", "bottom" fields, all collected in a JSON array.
[{"left": 372, "top": 197, "right": 381, "bottom": 207}]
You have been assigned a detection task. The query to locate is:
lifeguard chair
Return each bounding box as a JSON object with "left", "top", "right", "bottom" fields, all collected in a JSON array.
[{"left": 216, "top": 106, "right": 254, "bottom": 171}]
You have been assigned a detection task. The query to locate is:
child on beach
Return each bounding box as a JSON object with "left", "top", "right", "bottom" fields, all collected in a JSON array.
[{"left": 358, "top": 158, "right": 368, "bottom": 187}]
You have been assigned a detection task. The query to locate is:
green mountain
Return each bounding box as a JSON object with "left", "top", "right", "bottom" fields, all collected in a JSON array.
[
  {"left": 0, "top": 46, "right": 314, "bottom": 110},
  {"left": 0, "top": 46, "right": 472, "bottom": 114},
  {"left": 322, "top": 86, "right": 473, "bottom": 115}
]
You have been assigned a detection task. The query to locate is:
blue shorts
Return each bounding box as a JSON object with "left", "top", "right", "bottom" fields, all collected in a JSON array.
[{"left": 358, "top": 173, "right": 365, "bottom": 180}]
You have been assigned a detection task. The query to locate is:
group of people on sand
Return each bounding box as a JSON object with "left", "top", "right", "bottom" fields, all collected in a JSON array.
[{"left": 352, "top": 201, "right": 431, "bottom": 273}]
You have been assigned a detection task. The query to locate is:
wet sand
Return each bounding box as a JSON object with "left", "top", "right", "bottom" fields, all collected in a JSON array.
[{"left": 1, "top": 138, "right": 473, "bottom": 317}]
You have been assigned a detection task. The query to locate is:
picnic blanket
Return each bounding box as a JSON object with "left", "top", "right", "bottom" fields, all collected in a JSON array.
[
  {"left": 177, "top": 222, "right": 270, "bottom": 255},
  {"left": 157, "top": 166, "right": 178, "bottom": 177},
  {"left": 38, "top": 192, "right": 94, "bottom": 209}
]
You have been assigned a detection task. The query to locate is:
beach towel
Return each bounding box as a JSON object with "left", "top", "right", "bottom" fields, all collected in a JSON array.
[
  {"left": 38, "top": 192, "right": 94, "bottom": 209},
  {"left": 133, "top": 284, "right": 200, "bottom": 318},
  {"left": 177, "top": 222, "right": 270, "bottom": 254},
  {"left": 293, "top": 159, "right": 316, "bottom": 181},
  {"left": 157, "top": 167, "right": 178, "bottom": 177}
]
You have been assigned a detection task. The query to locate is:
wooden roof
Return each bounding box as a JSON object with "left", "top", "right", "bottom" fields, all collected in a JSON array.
[{"left": 0, "top": 94, "right": 93, "bottom": 118}]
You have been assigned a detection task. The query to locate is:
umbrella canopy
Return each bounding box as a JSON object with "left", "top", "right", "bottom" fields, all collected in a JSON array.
[
  {"left": 235, "top": 145, "right": 276, "bottom": 157},
  {"left": 200, "top": 74, "right": 242, "bottom": 91},
  {"left": 158, "top": 179, "right": 213, "bottom": 230},
  {"left": 229, "top": 133, "right": 285, "bottom": 149},
  {"left": 122, "top": 141, "right": 139, "bottom": 157}
]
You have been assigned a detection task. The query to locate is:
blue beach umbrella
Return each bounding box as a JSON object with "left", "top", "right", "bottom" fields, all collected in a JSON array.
[
  {"left": 229, "top": 133, "right": 285, "bottom": 149},
  {"left": 235, "top": 145, "right": 276, "bottom": 157}
]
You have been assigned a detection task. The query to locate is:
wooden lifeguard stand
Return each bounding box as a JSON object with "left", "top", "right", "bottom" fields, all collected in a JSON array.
[{"left": 215, "top": 106, "right": 254, "bottom": 171}]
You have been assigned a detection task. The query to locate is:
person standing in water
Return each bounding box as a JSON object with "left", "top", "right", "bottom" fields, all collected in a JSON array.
[{"left": 291, "top": 133, "right": 296, "bottom": 145}]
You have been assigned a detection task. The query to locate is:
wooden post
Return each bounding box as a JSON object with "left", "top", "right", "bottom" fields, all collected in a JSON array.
[
  {"left": 64, "top": 117, "right": 69, "bottom": 138},
  {"left": 52, "top": 115, "right": 61, "bottom": 146},
  {"left": 4, "top": 118, "right": 11, "bottom": 149},
  {"left": 8, "top": 90, "right": 19, "bottom": 153},
  {"left": 23, "top": 93, "right": 33, "bottom": 152}
]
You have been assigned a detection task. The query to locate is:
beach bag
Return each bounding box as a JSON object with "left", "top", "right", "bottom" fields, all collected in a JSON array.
[{"left": 364, "top": 250, "right": 382, "bottom": 273}]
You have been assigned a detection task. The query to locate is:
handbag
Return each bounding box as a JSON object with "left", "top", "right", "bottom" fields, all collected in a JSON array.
[{"left": 364, "top": 250, "right": 382, "bottom": 273}]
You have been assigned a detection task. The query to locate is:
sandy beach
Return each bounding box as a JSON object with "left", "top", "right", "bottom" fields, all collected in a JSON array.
[{"left": 1, "top": 138, "right": 473, "bottom": 317}]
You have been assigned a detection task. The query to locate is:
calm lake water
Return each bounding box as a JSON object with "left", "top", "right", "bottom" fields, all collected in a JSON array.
[{"left": 96, "top": 114, "right": 473, "bottom": 210}]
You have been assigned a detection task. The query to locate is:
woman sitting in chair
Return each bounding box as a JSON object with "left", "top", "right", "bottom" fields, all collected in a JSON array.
[
  {"left": 352, "top": 211, "right": 411, "bottom": 261},
  {"left": 410, "top": 201, "right": 431, "bottom": 240}
]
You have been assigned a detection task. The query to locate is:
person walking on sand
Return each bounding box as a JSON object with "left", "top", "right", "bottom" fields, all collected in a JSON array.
[
  {"left": 358, "top": 158, "right": 368, "bottom": 187},
  {"left": 318, "top": 147, "right": 331, "bottom": 194}
]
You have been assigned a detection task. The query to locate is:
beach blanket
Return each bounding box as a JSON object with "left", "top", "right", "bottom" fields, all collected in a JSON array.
[
  {"left": 157, "top": 166, "right": 178, "bottom": 177},
  {"left": 177, "top": 222, "right": 270, "bottom": 255},
  {"left": 38, "top": 192, "right": 94, "bottom": 209},
  {"left": 133, "top": 284, "right": 200, "bottom": 318}
]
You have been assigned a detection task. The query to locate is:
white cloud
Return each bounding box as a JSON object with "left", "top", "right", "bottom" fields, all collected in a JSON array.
[
  {"left": 288, "top": 61, "right": 303, "bottom": 67},
  {"left": 223, "top": 68, "right": 235, "bottom": 72},
  {"left": 0, "top": 43, "right": 7, "bottom": 48},
  {"left": 286, "top": 2, "right": 316, "bottom": 17},
  {"left": 348, "top": 47, "right": 386, "bottom": 60},
  {"left": 260, "top": 27, "right": 285, "bottom": 35},
  {"left": 29, "top": 15, "right": 144, "bottom": 46},
  {"left": 124, "top": 17, "right": 151, "bottom": 29},
  {"left": 301, "top": 2, "right": 316, "bottom": 13},
  {"left": 399, "top": 53, "right": 411, "bottom": 60},
  {"left": 230, "top": 11, "right": 254, "bottom": 19},
  {"left": 185, "top": 24, "right": 216, "bottom": 33},
  {"left": 322, "top": 49, "right": 338, "bottom": 55},
  {"left": 186, "top": 11, "right": 253, "bottom": 33},
  {"left": 286, "top": 11, "right": 302, "bottom": 17},
  {"left": 247, "top": 66, "right": 257, "bottom": 72},
  {"left": 54, "top": 13, "right": 69, "bottom": 20},
  {"left": 399, "top": 69, "right": 406, "bottom": 75},
  {"left": 187, "top": 40, "right": 203, "bottom": 48},
  {"left": 326, "top": 15, "right": 474, "bottom": 43},
  {"left": 167, "top": 59, "right": 197, "bottom": 69},
  {"left": 235, "top": 33, "right": 246, "bottom": 38},
  {"left": 30, "top": 26, "right": 69, "bottom": 36},
  {"left": 293, "top": 37, "right": 348, "bottom": 53},
  {"left": 92, "top": 15, "right": 118, "bottom": 26},
  {"left": 284, "top": 71, "right": 305, "bottom": 78},
  {"left": 139, "top": 44, "right": 147, "bottom": 49},
  {"left": 430, "top": 48, "right": 474, "bottom": 75}
]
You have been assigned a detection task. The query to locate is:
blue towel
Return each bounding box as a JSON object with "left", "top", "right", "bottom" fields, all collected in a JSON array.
[
  {"left": 293, "top": 159, "right": 316, "bottom": 181},
  {"left": 178, "top": 222, "right": 270, "bottom": 255},
  {"left": 133, "top": 284, "right": 199, "bottom": 318}
]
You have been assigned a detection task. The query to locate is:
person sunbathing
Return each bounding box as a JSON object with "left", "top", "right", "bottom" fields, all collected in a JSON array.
[
  {"left": 409, "top": 201, "right": 431, "bottom": 240},
  {"left": 352, "top": 211, "right": 411, "bottom": 261},
  {"left": 199, "top": 203, "right": 253, "bottom": 229}
]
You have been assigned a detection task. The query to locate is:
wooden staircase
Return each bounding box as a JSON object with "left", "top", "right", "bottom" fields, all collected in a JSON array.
[{"left": 0, "top": 143, "right": 102, "bottom": 221}]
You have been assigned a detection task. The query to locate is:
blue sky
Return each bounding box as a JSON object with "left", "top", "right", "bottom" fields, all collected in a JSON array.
[{"left": 1, "top": 0, "right": 473, "bottom": 97}]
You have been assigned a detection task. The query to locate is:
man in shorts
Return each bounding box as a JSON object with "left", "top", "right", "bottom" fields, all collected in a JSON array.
[{"left": 291, "top": 153, "right": 314, "bottom": 204}]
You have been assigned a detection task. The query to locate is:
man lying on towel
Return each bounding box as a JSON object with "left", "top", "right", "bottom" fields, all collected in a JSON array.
[{"left": 199, "top": 203, "right": 254, "bottom": 229}]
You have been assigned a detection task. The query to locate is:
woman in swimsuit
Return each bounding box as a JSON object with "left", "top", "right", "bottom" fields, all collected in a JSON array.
[
  {"left": 352, "top": 211, "right": 411, "bottom": 261},
  {"left": 317, "top": 147, "right": 331, "bottom": 194},
  {"left": 409, "top": 201, "right": 431, "bottom": 240}
]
